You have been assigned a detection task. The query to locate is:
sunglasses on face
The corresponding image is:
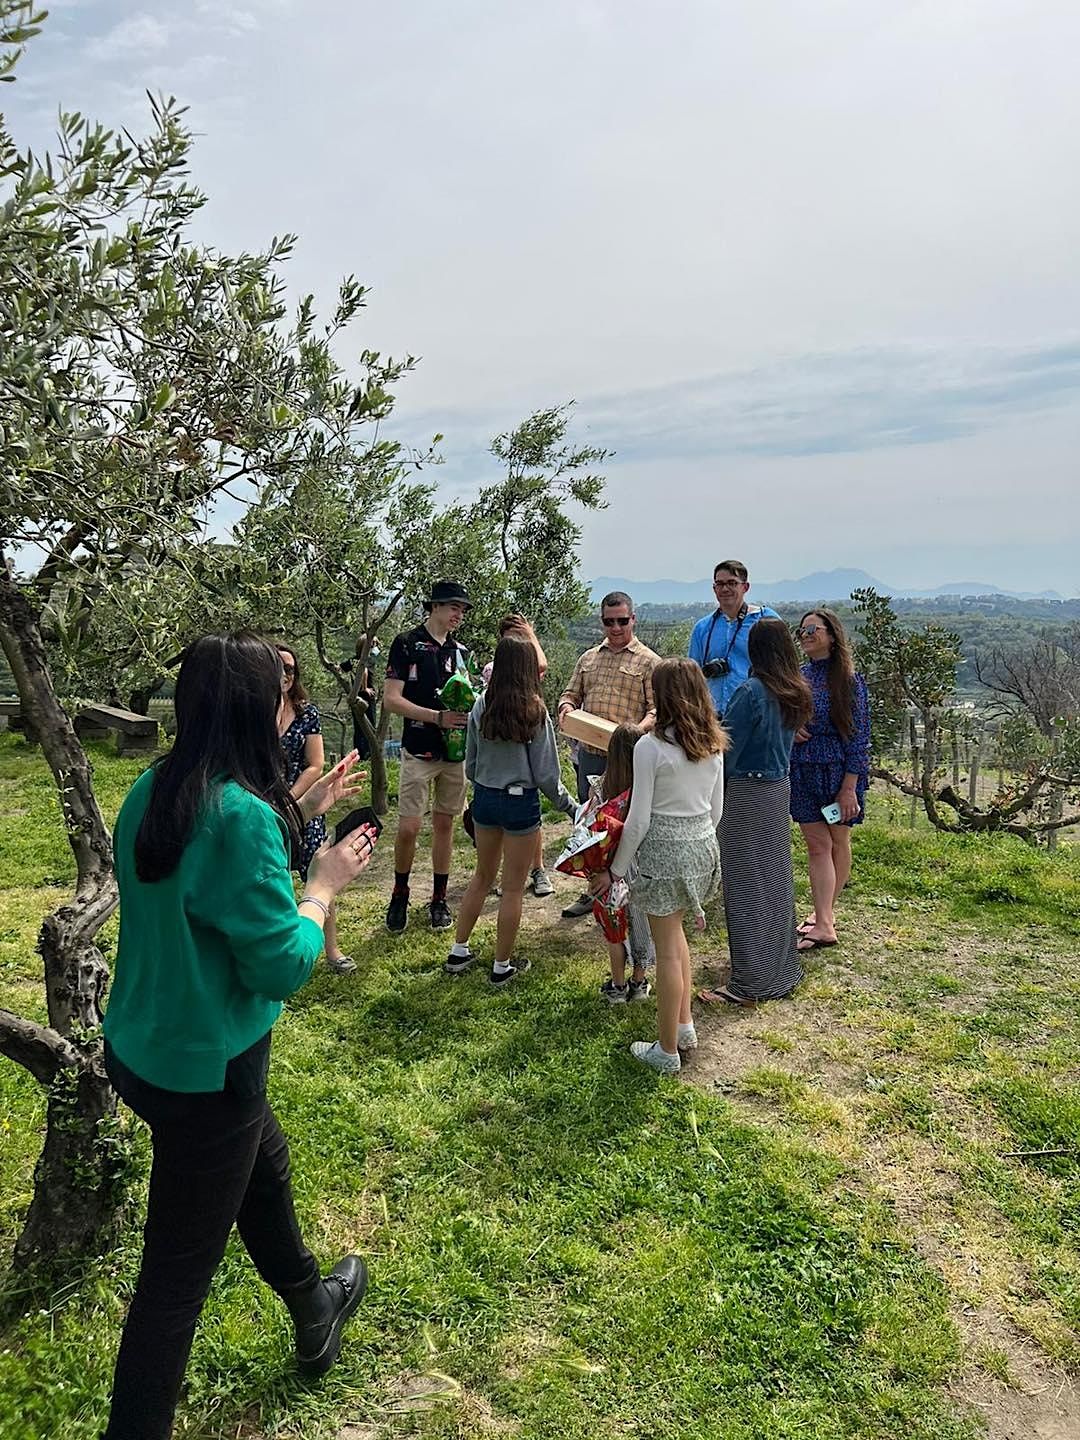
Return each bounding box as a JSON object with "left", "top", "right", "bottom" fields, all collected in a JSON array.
[
  {"left": 281, "top": 665, "right": 296, "bottom": 676},
  {"left": 602, "top": 616, "right": 632, "bottom": 628},
  {"left": 798, "top": 625, "right": 825, "bottom": 638}
]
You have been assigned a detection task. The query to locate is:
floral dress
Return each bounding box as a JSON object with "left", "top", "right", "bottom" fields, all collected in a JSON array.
[
  {"left": 281, "top": 703, "right": 325, "bottom": 878},
  {"left": 789, "top": 659, "right": 871, "bottom": 825}
]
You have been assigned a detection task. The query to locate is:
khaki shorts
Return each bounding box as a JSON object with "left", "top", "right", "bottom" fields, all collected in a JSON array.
[{"left": 398, "top": 751, "right": 467, "bottom": 820}]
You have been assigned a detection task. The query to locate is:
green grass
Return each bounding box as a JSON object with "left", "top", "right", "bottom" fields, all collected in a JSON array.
[{"left": 4, "top": 735, "right": 1080, "bottom": 1437}]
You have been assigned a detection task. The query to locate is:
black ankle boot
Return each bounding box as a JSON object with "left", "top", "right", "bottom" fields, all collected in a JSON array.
[{"left": 286, "top": 1254, "right": 368, "bottom": 1376}]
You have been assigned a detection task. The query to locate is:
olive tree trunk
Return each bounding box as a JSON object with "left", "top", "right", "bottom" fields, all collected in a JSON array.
[{"left": 0, "top": 571, "right": 127, "bottom": 1272}]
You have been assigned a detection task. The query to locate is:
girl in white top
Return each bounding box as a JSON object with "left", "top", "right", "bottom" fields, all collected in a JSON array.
[{"left": 591, "top": 658, "right": 728, "bottom": 1073}]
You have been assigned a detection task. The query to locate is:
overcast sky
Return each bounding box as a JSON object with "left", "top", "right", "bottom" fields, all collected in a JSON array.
[{"left": 11, "top": 0, "right": 1080, "bottom": 594}]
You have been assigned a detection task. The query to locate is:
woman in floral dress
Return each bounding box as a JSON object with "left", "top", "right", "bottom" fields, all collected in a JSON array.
[
  {"left": 278, "top": 645, "right": 356, "bottom": 974},
  {"left": 789, "top": 610, "right": 871, "bottom": 952}
]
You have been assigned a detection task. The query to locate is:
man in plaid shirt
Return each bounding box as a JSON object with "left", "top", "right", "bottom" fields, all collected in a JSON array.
[{"left": 557, "top": 591, "right": 659, "bottom": 918}]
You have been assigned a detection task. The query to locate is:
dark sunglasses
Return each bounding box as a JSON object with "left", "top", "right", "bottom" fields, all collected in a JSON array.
[
  {"left": 797, "top": 624, "right": 827, "bottom": 638},
  {"left": 602, "top": 616, "right": 632, "bottom": 628},
  {"left": 281, "top": 664, "right": 296, "bottom": 675}
]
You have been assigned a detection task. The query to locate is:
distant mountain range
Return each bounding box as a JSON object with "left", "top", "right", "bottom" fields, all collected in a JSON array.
[{"left": 589, "top": 568, "right": 1068, "bottom": 605}]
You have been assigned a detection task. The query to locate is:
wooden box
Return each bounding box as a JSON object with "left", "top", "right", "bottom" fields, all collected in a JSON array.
[{"left": 561, "top": 708, "right": 618, "bottom": 752}]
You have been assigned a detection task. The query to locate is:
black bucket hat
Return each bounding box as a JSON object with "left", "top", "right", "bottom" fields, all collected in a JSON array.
[{"left": 424, "top": 580, "right": 472, "bottom": 612}]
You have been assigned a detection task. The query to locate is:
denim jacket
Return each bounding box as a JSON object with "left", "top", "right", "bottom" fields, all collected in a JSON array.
[{"left": 723, "top": 677, "right": 796, "bottom": 780}]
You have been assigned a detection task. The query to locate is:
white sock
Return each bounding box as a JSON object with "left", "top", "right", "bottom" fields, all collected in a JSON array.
[
  {"left": 492, "top": 960, "right": 512, "bottom": 975},
  {"left": 449, "top": 942, "right": 472, "bottom": 958},
  {"left": 678, "top": 1022, "right": 697, "bottom": 1039},
  {"left": 655, "top": 1042, "right": 679, "bottom": 1058}
]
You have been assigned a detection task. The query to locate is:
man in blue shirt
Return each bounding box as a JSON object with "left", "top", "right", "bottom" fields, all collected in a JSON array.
[{"left": 688, "top": 559, "right": 780, "bottom": 715}]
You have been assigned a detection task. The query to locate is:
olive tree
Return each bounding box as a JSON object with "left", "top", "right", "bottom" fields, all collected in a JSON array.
[
  {"left": 0, "top": 7, "right": 410, "bottom": 1269},
  {"left": 235, "top": 403, "right": 609, "bottom": 812},
  {"left": 853, "top": 589, "right": 1080, "bottom": 843}
]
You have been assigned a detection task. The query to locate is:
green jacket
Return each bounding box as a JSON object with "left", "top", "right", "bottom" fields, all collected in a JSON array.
[{"left": 103, "top": 768, "right": 323, "bottom": 1092}]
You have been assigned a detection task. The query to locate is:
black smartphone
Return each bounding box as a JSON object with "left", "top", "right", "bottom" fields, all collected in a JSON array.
[{"left": 333, "top": 806, "right": 383, "bottom": 846}]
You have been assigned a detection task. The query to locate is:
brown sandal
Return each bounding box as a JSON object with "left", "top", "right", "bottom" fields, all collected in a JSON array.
[{"left": 697, "top": 985, "right": 756, "bottom": 1007}]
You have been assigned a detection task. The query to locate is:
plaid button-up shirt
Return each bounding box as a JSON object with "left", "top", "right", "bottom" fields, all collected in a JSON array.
[{"left": 558, "top": 635, "right": 660, "bottom": 749}]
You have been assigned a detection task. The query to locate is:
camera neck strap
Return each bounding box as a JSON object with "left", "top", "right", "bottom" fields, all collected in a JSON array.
[{"left": 703, "top": 603, "right": 750, "bottom": 666}]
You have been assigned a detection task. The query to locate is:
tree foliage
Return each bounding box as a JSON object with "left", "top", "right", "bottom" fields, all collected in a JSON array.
[{"left": 0, "top": 6, "right": 412, "bottom": 1270}]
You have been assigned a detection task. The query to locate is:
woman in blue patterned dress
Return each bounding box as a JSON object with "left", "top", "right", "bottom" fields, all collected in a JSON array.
[
  {"left": 278, "top": 646, "right": 355, "bottom": 974},
  {"left": 789, "top": 610, "right": 870, "bottom": 952}
]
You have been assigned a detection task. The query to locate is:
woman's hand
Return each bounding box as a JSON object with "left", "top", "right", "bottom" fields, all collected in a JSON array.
[
  {"left": 794, "top": 726, "right": 811, "bottom": 744},
  {"left": 298, "top": 751, "right": 367, "bottom": 821},
  {"left": 307, "top": 823, "right": 378, "bottom": 897},
  {"left": 836, "top": 784, "right": 861, "bottom": 823}
]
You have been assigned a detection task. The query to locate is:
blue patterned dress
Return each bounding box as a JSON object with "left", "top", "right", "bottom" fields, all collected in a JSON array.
[
  {"left": 789, "top": 660, "right": 870, "bottom": 825},
  {"left": 280, "top": 703, "right": 325, "bottom": 878}
]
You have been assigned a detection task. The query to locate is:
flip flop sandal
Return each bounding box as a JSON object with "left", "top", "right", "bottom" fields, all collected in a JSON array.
[
  {"left": 697, "top": 986, "right": 756, "bottom": 1007},
  {"left": 797, "top": 936, "right": 838, "bottom": 952}
]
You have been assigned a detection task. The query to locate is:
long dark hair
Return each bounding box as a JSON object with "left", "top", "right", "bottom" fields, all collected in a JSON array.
[
  {"left": 135, "top": 632, "right": 303, "bottom": 882},
  {"left": 481, "top": 634, "right": 545, "bottom": 743},
  {"left": 653, "top": 658, "right": 729, "bottom": 761},
  {"left": 276, "top": 643, "right": 309, "bottom": 706},
  {"left": 800, "top": 609, "right": 856, "bottom": 739},
  {"left": 748, "top": 619, "right": 813, "bottom": 731},
  {"left": 602, "top": 723, "right": 645, "bottom": 801}
]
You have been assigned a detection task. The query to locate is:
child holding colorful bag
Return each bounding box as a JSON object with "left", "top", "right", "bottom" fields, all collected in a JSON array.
[{"left": 594, "top": 725, "right": 655, "bottom": 1004}]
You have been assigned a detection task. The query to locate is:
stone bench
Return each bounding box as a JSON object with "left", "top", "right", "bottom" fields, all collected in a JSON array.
[
  {"left": 0, "top": 698, "right": 32, "bottom": 737},
  {"left": 74, "top": 704, "right": 159, "bottom": 756}
]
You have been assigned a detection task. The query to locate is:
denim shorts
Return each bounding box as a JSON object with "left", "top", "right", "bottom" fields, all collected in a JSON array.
[{"left": 471, "top": 782, "right": 542, "bottom": 836}]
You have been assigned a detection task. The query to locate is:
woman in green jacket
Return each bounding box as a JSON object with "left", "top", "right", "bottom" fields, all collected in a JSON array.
[{"left": 101, "top": 632, "right": 376, "bottom": 1440}]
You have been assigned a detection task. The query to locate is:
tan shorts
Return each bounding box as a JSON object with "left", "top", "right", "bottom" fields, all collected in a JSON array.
[{"left": 397, "top": 751, "right": 467, "bottom": 820}]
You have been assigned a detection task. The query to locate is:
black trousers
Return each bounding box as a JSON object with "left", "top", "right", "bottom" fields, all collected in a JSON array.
[{"left": 103, "top": 1037, "right": 320, "bottom": 1440}]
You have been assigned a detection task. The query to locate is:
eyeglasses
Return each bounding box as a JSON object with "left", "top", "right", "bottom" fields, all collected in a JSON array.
[
  {"left": 797, "top": 625, "right": 825, "bottom": 638},
  {"left": 602, "top": 616, "right": 632, "bottom": 628},
  {"left": 281, "top": 665, "right": 296, "bottom": 675},
  {"left": 713, "top": 578, "right": 745, "bottom": 590}
]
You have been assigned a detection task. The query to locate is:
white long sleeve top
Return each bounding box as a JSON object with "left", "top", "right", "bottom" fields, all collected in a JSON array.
[{"left": 610, "top": 731, "right": 725, "bottom": 879}]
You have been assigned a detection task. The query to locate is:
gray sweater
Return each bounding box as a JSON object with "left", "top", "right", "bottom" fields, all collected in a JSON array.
[{"left": 466, "top": 695, "right": 576, "bottom": 813}]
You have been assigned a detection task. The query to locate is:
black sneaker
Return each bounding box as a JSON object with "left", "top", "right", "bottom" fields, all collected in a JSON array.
[
  {"left": 627, "top": 977, "right": 652, "bottom": 1002},
  {"left": 599, "top": 978, "right": 629, "bottom": 1004},
  {"left": 444, "top": 948, "right": 474, "bottom": 975},
  {"left": 385, "top": 890, "right": 409, "bottom": 933},
  {"left": 429, "top": 898, "right": 452, "bottom": 930},
  {"left": 561, "top": 892, "right": 594, "bottom": 919},
  {"left": 489, "top": 956, "right": 532, "bottom": 986}
]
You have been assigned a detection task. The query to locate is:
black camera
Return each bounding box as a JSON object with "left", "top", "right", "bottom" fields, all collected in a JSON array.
[{"left": 702, "top": 658, "right": 730, "bottom": 679}]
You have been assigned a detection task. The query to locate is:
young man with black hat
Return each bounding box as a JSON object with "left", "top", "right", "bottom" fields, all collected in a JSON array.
[{"left": 383, "top": 581, "right": 473, "bottom": 933}]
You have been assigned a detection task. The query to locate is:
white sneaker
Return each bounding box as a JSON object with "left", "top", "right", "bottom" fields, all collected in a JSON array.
[
  {"left": 326, "top": 954, "right": 357, "bottom": 975},
  {"left": 630, "top": 1040, "right": 681, "bottom": 1073},
  {"left": 530, "top": 867, "right": 554, "bottom": 897},
  {"left": 677, "top": 1023, "right": 698, "bottom": 1051}
]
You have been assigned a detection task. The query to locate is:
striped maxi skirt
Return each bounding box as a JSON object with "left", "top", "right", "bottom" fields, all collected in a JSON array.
[{"left": 719, "top": 776, "right": 803, "bottom": 1001}]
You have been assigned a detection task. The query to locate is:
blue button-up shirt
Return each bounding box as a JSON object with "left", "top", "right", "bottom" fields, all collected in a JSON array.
[{"left": 688, "top": 604, "right": 780, "bottom": 715}]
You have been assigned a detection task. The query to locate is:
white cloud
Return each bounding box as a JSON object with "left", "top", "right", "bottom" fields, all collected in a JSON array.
[
  {"left": 85, "top": 14, "right": 169, "bottom": 63},
  {"left": 195, "top": 2, "right": 259, "bottom": 35},
  {"left": 9, "top": 0, "right": 1080, "bottom": 594}
]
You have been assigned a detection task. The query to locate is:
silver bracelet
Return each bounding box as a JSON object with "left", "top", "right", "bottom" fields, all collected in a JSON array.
[{"left": 298, "top": 894, "right": 329, "bottom": 920}]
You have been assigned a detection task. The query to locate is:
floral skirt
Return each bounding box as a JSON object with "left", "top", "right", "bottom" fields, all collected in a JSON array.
[
  {"left": 790, "top": 760, "right": 867, "bottom": 826},
  {"left": 630, "top": 812, "right": 720, "bottom": 919}
]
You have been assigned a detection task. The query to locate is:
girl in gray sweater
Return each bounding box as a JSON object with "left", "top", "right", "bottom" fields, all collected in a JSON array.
[{"left": 445, "top": 635, "right": 575, "bottom": 984}]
